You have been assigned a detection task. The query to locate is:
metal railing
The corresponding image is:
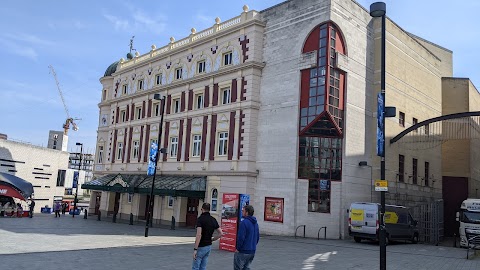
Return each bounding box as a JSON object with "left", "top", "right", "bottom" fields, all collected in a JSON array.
[
  {"left": 317, "top": 226, "right": 327, "bottom": 240},
  {"left": 295, "top": 225, "right": 306, "bottom": 238}
]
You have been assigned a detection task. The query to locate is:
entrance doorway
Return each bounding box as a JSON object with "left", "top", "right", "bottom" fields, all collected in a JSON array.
[
  {"left": 113, "top": 192, "right": 121, "bottom": 215},
  {"left": 186, "top": 198, "right": 199, "bottom": 227},
  {"left": 443, "top": 176, "right": 468, "bottom": 236},
  {"left": 95, "top": 194, "right": 101, "bottom": 215},
  {"left": 143, "top": 195, "right": 153, "bottom": 220}
]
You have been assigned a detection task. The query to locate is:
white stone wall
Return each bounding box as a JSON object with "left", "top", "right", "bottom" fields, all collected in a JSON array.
[{"left": 0, "top": 139, "right": 69, "bottom": 212}]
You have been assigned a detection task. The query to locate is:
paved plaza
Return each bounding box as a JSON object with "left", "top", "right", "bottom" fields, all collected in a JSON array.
[{"left": 0, "top": 214, "right": 479, "bottom": 269}]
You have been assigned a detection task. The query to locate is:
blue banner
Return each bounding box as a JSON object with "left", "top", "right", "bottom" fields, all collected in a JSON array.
[
  {"left": 239, "top": 194, "right": 250, "bottom": 221},
  {"left": 73, "top": 171, "right": 79, "bottom": 188},
  {"left": 147, "top": 142, "right": 158, "bottom": 176},
  {"left": 376, "top": 92, "right": 385, "bottom": 157}
]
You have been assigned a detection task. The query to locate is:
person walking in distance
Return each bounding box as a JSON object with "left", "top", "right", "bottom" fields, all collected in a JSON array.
[
  {"left": 54, "top": 201, "right": 61, "bottom": 218},
  {"left": 234, "top": 205, "right": 259, "bottom": 270},
  {"left": 192, "top": 203, "right": 223, "bottom": 270}
]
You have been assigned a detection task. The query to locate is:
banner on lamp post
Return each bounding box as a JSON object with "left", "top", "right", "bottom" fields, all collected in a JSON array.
[
  {"left": 376, "top": 92, "right": 385, "bottom": 157},
  {"left": 147, "top": 142, "right": 158, "bottom": 176}
]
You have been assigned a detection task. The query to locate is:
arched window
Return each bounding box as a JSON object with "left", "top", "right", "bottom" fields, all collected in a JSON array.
[
  {"left": 211, "top": 188, "right": 218, "bottom": 212},
  {"left": 299, "top": 22, "right": 346, "bottom": 213}
]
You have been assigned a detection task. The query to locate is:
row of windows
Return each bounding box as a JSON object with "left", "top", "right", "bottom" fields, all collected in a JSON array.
[
  {"left": 398, "top": 155, "right": 430, "bottom": 186},
  {"left": 398, "top": 112, "right": 429, "bottom": 135},
  {"left": 114, "top": 52, "right": 234, "bottom": 98},
  {"left": 97, "top": 132, "right": 229, "bottom": 163},
  {"left": 116, "top": 88, "right": 232, "bottom": 124}
]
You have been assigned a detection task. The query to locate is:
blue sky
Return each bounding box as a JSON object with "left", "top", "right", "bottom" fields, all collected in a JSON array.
[{"left": 0, "top": 0, "right": 478, "bottom": 154}]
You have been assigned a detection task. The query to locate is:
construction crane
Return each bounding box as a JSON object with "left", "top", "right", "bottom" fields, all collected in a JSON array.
[{"left": 48, "top": 65, "right": 80, "bottom": 135}]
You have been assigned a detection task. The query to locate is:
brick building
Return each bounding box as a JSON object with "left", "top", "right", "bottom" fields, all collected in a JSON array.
[{"left": 84, "top": 0, "right": 478, "bottom": 238}]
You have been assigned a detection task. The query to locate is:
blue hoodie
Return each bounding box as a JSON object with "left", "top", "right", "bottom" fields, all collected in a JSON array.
[{"left": 236, "top": 216, "right": 259, "bottom": 254}]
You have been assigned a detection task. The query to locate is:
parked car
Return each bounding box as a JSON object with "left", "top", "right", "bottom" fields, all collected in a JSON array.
[{"left": 348, "top": 202, "right": 419, "bottom": 244}]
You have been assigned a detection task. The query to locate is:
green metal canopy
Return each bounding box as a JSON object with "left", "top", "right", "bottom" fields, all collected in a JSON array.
[{"left": 81, "top": 174, "right": 206, "bottom": 198}]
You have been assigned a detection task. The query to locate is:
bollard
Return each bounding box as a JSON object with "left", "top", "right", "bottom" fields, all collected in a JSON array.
[
  {"left": 129, "top": 213, "right": 133, "bottom": 225},
  {"left": 170, "top": 216, "right": 176, "bottom": 230},
  {"left": 84, "top": 209, "right": 87, "bottom": 219},
  {"left": 97, "top": 211, "right": 101, "bottom": 221},
  {"left": 113, "top": 213, "right": 117, "bottom": 223}
]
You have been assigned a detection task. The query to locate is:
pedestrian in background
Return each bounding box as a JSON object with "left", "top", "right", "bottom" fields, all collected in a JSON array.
[
  {"left": 62, "top": 202, "right": 67, "bottom": 215},
  {"left": 54, "top": 201, "right": 61, "bottom": 218},
  {"left": 192, "top": 203, "right": 223, "bottom": 270},
  {"left": 234, "top": 205, "right": 260, "bottom": 270},
  {"left": 29, "top": 199, "right": 35, "bottom": 218}
]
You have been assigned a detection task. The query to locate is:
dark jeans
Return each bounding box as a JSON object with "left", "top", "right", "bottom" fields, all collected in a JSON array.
[
  {"left": 55, "top": 210, "right": 60, "bottom": 217},
  {"left": 234, "top": 252, "right": 255, "bottom": 270}
]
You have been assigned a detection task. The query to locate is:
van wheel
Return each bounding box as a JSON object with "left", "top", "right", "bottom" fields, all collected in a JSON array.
[
  {"left": 411, "top": 234, "right": 419, "bottom": 244},
  {"left": 354, "top": 237, "right": 361, "bottom": 243}
]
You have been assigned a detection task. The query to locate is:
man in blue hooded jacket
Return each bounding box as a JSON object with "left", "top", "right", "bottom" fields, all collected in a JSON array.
[{"left": 234, "top": 205, "right": 259, "bottom": 270}]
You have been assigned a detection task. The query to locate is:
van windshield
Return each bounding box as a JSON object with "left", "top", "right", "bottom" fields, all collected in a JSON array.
[{"left": 462, "top": 211, "right": 480, "bottom": 224}]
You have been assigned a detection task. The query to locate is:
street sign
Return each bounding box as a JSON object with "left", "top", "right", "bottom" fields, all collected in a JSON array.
[{"left": 375, "top": 180, "right": 388, "bottom": 191}]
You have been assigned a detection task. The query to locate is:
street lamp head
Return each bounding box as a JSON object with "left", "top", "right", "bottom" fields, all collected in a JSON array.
[
  {"left": 370, "top": 2, "right": 386, "bottom": 17},
  {"left": 154, "top": 93, "right": 162, "bottom": 100},
  {"left": 76, "top": 142, "right": 83, "bottom": 146}
]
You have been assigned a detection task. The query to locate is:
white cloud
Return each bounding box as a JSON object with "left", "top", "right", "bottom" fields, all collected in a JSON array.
[
  {"left": 0, "top": 39, "right": 38, "bottom": 61},
  {"left": 73, "top": 21, "right": 87, "bottom": 30},
  {"left": 2, "top": 33, "right": 54, "bottom": 46},
  {"left": 103, "top": 6, "right": 166, "bottom": 35},
  {"left": 194, "top": 13, "right": 215, "bottom": 29},
  {"left": 103, "top": 14, "right": 130, "bottom": 31}
]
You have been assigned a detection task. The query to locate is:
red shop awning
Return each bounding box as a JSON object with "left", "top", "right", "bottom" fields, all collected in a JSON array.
[{"left": 0, "top": 184, "right": 26, "bottom": 200}]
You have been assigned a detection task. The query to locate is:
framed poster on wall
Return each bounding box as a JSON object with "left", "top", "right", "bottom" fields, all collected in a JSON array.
[{"left": 264, "top": 197, "right": 284, "bottom": 223}]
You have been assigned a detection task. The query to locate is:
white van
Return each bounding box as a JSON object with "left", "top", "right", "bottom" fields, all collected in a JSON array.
[{"left": 348, "top": 202, "right": 419, "bottom": 244}]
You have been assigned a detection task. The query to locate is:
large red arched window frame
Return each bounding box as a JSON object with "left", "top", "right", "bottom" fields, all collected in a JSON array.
[{"left": 298, "top": 22, "right": 347, "bottom": 213}]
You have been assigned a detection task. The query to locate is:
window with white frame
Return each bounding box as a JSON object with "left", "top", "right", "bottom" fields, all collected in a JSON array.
[
  {"left": 211, "top": 188, "right": 218, "bottom": 211},
  {"left": 218, "top": 132, "right": 228, "bottom": 156},
  {"left": 117, "top": 142, "right": 123, "bottom": 160},
  {"left": 138, "top": 79, "right": 144, "bottom": 90},
  {"left": 196, "top": 93, "right": 204, "bottom": 109},
  {"left": 97, "top": 146, "right": 104, "bottom": 164},
  {"left": 223, "top": 52, "right": 232, "bottom": 66},
  {"left": 154, "top": 103, "right": 160, "bottom": 117},
  {"left": 122, "top": 84, "right": 128, "bottom": 95},
  {"left": 132, "top": 141, "right": 140, "bottom": 159},
  {"left": 136, "top": 106, "right": 142, "bottom": 120},
  {"left": 155, "top": 74, "right": 162, "bottom": 85},
  {"left": 222, "top": 88, "right": 231, "bottom": 105},
  {"left": 103, "top": 89, "right": 107, "bottom": 101},
  {"left": 121, "top": 110, "right": 126, "bottom": 122},
  {"left": 197, "top": 61, "right": 206, "bottom": 73},
  {"left": 173, "top": 99, "right": 180, "bottom": 113},
  {"left": 170, "top": 137, "right": 178, "bottom": 157},
  {"left": 168, "top": 196, "right": 174, "bottom": 208},
  {"left": 192, "top": 135, "right": 201, "bottom": 157},
  {"left": 175, "top": 68, "right": 183, "bottom": 80}
]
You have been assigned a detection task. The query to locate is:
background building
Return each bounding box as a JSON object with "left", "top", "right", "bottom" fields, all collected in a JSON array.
[{"left": 85, "top": 0, "right": 478, "bottom": 240}]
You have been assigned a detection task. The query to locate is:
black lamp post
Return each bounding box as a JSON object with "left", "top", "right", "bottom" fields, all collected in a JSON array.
[
  {"left": 370, "top": 2, "right": 387, "bottom": 270},
  {"left": 73, "top": 142, "right": 83, "bottom": 218},
  {"left": 145, "top": 93, "right": 166, "bottom": 237}
]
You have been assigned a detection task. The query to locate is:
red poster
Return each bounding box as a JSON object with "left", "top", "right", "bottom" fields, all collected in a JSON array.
[
  {"left": 219, "top": 193, "right": 239, "bottom": 252},
  {"left": 264, "top": 197, "right": 284, "bottom": 223}
]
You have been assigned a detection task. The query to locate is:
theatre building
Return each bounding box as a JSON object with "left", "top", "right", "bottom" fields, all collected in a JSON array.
[{"left": 85, "top": 0, "right": 476, "bottom": 238}]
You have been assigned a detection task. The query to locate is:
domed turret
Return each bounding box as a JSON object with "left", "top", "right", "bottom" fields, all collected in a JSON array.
[{"left": 104, "top": 61, "right": 119, "bottom": 77}]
